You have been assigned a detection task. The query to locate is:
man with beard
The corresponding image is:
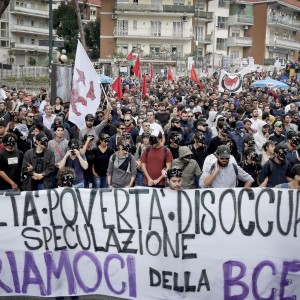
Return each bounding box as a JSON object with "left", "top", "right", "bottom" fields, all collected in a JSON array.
[
  {"left": 167, "top": 167, "right": 183, "bottom": 191},
  {"left": 200, "top": 145, "right": 254, "bottom": 188},
  {"left": 0, "top": 133, "right": 23, "bottom": 191},
  {"left": 167, "top": 131, "right": 182, "bottom": 159},
  {"left": 79, "top": 102, "right": 111, "bottom": 148}
]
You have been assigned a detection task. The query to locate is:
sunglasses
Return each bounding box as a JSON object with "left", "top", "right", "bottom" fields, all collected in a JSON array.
[
  {"left": 276, "top": 125, "right": 283, "bottom": 128},
  {"left": 173, "top": 121, "right": 180, "bottom": 124},
  {"left": 119, "top": 128, "right": 126, "bottom": 130},
  {"left": 220, "top": 157, "right": 230, "bottom": 160},
  {"left": 124, "top": 120, "right": 131, "bottom": 122},
  {"left": 27, "top": 116, "right": 34, "bottom": 118}
]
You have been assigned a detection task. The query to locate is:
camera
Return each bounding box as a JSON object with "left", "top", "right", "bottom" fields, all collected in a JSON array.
[{"left": 70, "top": 144, "right": 79, "bottom": 155}]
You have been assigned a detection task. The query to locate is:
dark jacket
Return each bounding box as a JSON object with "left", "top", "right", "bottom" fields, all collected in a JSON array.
[{"left": 21, "top": 147, "right": 55, "bottom": 190}]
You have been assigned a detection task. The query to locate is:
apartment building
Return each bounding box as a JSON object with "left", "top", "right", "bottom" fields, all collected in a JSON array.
[{"left": 0, "top": 0, "right": 101, "bottom": 67}]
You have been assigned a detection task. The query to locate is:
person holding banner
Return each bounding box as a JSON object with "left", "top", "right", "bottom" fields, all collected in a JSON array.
[
  {"left": 275, "top": 164, "right": 300, "bottom": 189},
  {"left": 21, "top": 133, "right": 55, "bottom": 191},
  {"left": 167, "top": 167, "right": 183, "bottom": 190},
  {"left": 107, "top": 138, "right": 136, "bottom": 188},
  {"left": 200, "top": 145, "right": 254, "bottom": 188},
  {"left": 0, "top": 133, "right": 23, "bottom": 192}
]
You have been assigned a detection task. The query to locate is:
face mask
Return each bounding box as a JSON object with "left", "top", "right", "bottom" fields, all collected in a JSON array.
[
  {"left": 173, "top": 135, "right": 181, "bottom": 145},
  {"left": 61, "top": 174, "right": 75, "bottom": 187},
  {"left": 149, "top": 136, "right": 158, "bottom": 145},
  {"left": 278, "top": 149, "right": 287, "bottom": 160},
  {"left": 5, "top": 137, "right": 16, "bottom": 147},
  {"left": 38, "top": 136, "right": 48, "bottom": 147},
  {"left": 250, "top": 153, "right": 258, "bottom": 161},
  {"left": 122, "top": 143, "right": 131, "bottom": 153}
]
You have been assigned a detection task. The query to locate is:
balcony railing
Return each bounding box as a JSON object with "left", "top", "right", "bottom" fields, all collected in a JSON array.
[
  {"left": 11, "top": 24, "right": 49, "bottom": 36},
  {"left": 266, "top": 37, "right": 300, "bottom": 50},
  {"left": 196, "top": 11, "right": 213, "bottom": 22},
  {"left": 267, "top": 15, "right": 300, "bottom": 30},
  {"left": 115, "top": 3, "right": 163, "bottom": 12},
  {"left": 228, "top": 15, "right": 254, "bottom": 26},
  {"left": 163, "top": 5, "right": 195, "bottom": 13},
  {"left": 196, "top": 35, "right": 212, "bottom": 44},
  {"left": 114, "top": 28, "right": 193, "bottom": 39},
  {"left": 227, "top": 36, "right": 253, "bottom": 47},
  {"left": 10, "top": 1, "right": 48, "bottom": 17},
  {"left": 13, "top": 43, "right": 49, "bottom": 53}
]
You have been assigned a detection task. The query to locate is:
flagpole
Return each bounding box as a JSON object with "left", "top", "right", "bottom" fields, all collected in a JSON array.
[
  {"left": 100, "top": 82, "right": 108, "bottom": 101},
  {"left": 113, "top": 57, "right": 127, "bottom": 78}
]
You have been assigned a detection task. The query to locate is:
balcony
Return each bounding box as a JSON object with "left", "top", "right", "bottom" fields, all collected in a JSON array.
[
  {"left": 13, "top": 43, "right": 48, "bottom": 53},
  {"left": 163, "top": 5, "right": 195, "bottom": 14},
  {"left": 115, "top": 3, "right": 163, "bottom": 13},
  {"left": 227, "top": 36, "right": 253, "bottom": 47},
  {"left": 11, "top": 24, "right": 49, "bottom": 36},
  {"left": 114, "top": 28, "right": 193, "bottom": 40},
  {"left": 228, "top": 15, "right": 254, "bottom": 26},
  {"left": 10, "top": 2, "right": 48, "bottom": 18},
  {"left": 266, "top": 37, "right": 300, "bottom": 51},
  {"left": 195, "top": 11, "right": 214, "bottom": 22},
  {"left": 267, "top": 15, "right": 300, "bottom": 31},
  {"left": 196, "top": 35, "right": 212, "bottom": 44}
]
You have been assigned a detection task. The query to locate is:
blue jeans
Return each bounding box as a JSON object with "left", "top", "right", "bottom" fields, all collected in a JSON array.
[
  {"left": 136, "top": 170, "right": 144, "bottom": 186},
  {"left": 37, "top": 183, "right": 45, "bottom": 190},
  {"left": 93, "top": 176, "right": 108, "bottom": 188},
  {"left": 73, "top": 181, "right": 85, "bottom": 188}
]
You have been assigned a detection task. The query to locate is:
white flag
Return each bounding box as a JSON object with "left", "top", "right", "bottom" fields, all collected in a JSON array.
[{"left": 69, "top": 40, "right": 101, "bottom": 130}]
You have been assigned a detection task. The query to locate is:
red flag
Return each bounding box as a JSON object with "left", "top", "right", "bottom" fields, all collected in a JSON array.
[
  {"left": 190, "top": 64, "right": 203, "bottom": 90},
  {"left": 167, "top": 66, "right": 173, "bottom": 81},
  {"left": 149, "top": 64, "right": 154, "bottom": 83},
  {"left": 132, "top": 56, "right": 141, "bottom": 78},
  {"left": 142, "top": 73, "right": 147, "bottom": 99},
  {"left": 127, "top": 51, "right": 134, "bottom": 66},
  {"left": 111, "top": 75, "right": 123, "bottom": 100}
]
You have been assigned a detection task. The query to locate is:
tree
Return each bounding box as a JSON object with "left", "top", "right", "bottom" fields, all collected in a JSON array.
[
  {"left": 0, "top": 0, "right": 10, "bottom": 18},
  {"left": 53, "top": 2, "right": 79, "bottom": 58},
  {"left": 84, "top": 19, "right": 100, "bottom": 61}
]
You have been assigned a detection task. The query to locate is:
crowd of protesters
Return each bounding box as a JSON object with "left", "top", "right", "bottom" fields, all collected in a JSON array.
[{"left": 1, "top": 63, "right": 300, "bottom": 192}]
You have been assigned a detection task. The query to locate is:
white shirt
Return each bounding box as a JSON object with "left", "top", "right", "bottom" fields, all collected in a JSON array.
[{"left": 43, "top": 114, "right": 56, "bottom": 130}]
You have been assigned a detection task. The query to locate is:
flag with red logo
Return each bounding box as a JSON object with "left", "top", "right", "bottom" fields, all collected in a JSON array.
[
  {"left": 69, "top": 40, "right": 101, "bottom": 130},
  {"left": 127, "top": 51, "right": 134, "bottom": 66}
]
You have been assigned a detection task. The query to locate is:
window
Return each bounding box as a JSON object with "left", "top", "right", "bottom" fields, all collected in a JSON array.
[
  {"left": 0, "top": 41, "right": 8, "bottom": 47},
  {"left": 117, "top": 20, "right": 128, "bottom": 35},
  {"left": 16, "top": 1, "right": 25, "bottom": 7},
  {"left": 174, "top": 0, "right": 184, "bottom": 4},
  {"left": 217, "top": 38, "right": 226, "bottom": 50},
  {"left": 17, "top": 19, "right": 24, "bottom": 25},
  {"left": 31, "top": 38, "right": 35, "bottom": 45},
  {"left": 218, "top": 0, "right": 229, "bottom": 8},
  {"left": 20, "top": 37, "right": 25, "bottom": 43},
  {"left": 116, "top": 45, "right": 128, "bottom": 55},
  {"left": 90, "top": 9, "right": 96, "bottom": 17},
  {"left": 150, "top": 45, "right": 161, "bottom": 55},
  {"left": 230, "top": 50, "right": 239, "bottom": 58},
  {"left": 31, "top": 20, "right": 35, "bottom": 27},
  {"left": 133, "top": 20, "right": 137, "bottom": 30},
  {"left": 173, "top": 22, "right": 183, "bottom": 37},
  {"left": 231, "top": 29, "right": 240, "bottom": 37},
  {"left": 195, "top": 26, "right": 204, "bottom": 41},
  {"left": 0, "top": 22, "right": 8, "bottom": 38},
  {"left": 151, "top": 21, "right": 161, "bottom": 36},
  {"left": 132, "top": 44, "right": 141, "bottom": 53},
  {"left": 217, "top": 16, "right": 228, "bottom": 29}
]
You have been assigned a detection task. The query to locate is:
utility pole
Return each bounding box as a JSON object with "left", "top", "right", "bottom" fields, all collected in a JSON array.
[
  {"left": 73, "top": 0, "right": 87, "bottom": 50},
  {"left": 195, "top": 0, "right": 199, "bottom": 72},
  {"left": 49, "top": 0, "right": 53, "bottom": 72}
]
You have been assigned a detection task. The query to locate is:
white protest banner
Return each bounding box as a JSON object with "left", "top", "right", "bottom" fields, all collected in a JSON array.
[
  {"left": 69, "top": 40, "right": 101, "bottom": 130},
  {"left": 0, "top": 187, "right": 299, "bottom": 299}
]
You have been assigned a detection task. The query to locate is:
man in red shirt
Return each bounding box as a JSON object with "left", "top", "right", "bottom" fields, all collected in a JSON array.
[{"left": 140, "top": 131, "right": 173, "bottom": 188}]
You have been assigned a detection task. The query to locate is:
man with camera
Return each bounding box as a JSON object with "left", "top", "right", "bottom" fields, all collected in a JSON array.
[
  {"left": 281, "top": 131, "right": 300, "bottom": 163},
  {"left": 57, "top": 139, "right": 88, "bottom": 188},
  {"left": 21, "top": 133, "right": 55, "bottom": 191}
]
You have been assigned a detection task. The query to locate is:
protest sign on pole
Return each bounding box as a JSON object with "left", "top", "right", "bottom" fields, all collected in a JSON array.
[{"left": 0, "top": 187, "right": 298, "bottom": 299}]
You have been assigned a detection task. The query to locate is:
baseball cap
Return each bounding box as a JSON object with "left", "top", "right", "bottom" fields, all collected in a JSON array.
[
  {"left": 235, "top": 121, "right": 244, "bottom": 129},
  {"left": 274, "top": 121, "right": 283, "bottom": 127},
  {"left": 216, "top": 145, "right": 231, "bottom": 159},
  {"left": 35, "top": 133, "right": 47, "bottom": 141},
  {"left": 197, "top": 121, "right": 208, "bottom": 127}
]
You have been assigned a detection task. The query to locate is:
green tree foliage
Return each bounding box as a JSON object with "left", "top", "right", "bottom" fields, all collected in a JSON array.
[
  {"left": 84, "top": 18, "right": 100, "bottom": 61},
  {"left": 53, "top": 3, "right": 79, "bottom": 58},
  {"left": 0, "top": 0, "right": 10, "bottom": 18}
]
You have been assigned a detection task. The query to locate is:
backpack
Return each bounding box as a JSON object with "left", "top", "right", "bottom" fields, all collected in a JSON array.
[
  {"left": 146, "top": 145, "right": 168, "bottom": 167},
  {"left": 111, "top": 152, "right": 132, "bottom": 172}
]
